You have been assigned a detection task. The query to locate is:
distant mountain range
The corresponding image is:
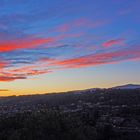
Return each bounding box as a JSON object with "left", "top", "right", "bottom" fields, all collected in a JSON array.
[
  {"left": 111, "top": 84, "right": 140, "bottom": 89},
  {"left": 73, "top": 84, "right": 140, "bottom": 95}
]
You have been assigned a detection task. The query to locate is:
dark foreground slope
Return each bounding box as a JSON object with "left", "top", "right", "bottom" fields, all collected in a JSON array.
[{"left": 0, "top": 89, "right": 140, "bottom": 140}]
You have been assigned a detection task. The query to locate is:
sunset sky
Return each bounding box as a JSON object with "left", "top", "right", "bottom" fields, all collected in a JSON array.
[{"left": 0, "top": 0, "right": 140, "bottom": 96}]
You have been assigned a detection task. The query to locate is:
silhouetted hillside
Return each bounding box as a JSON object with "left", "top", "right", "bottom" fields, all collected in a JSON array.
[{"left": 0, "top": 88, "right": 140, "bottom": 140}]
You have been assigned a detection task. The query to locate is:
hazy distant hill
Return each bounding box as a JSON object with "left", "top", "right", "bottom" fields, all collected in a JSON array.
[
  {"left": 112, "top": 84, "right": 140, "bottom": 89},
  {"left": 74, "top": 84, "right": 140, "bottom": 93}
]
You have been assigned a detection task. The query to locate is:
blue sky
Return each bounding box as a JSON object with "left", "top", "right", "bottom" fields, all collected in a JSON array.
[{"left": 0, "top": 0, "right": 140, "bottom": 96}]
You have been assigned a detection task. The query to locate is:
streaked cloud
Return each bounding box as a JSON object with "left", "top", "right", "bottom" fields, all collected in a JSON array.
[
  {"left": 0, "top": 37, "right": 53, "bottom": 52},
  {"left": 0, "top": 89, "right": 9, "bottom": 91},
  {"left": 102, "top": 39, "right": 124, "bottom": 47},
  {"left": 49, "top": 45, "right": 140, "bottom": 68}
]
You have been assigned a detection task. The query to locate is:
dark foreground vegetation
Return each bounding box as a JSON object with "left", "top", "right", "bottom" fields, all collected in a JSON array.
[
  {"left": 0, "top": 110, "right": 107, "bottom": 140},
  {"left": 0, "top": 89, "right": 140, "bottom": 140}
]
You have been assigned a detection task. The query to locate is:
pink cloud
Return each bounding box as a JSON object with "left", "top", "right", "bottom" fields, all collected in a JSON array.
[
  {"left": 0, "top": 61, "right": 6, "bottom": 68},
  {"left": 0, "top": 43, "right": 139, "bottom": 82},
  {"left": 0, "top": 76, "right": 26, "bottom": 82},
  {"left": 102, "top": 39, "right": 124, "bottom": 47},
  {"left": 49, "top": 46, "right": 140, "bottom": 68},
  {"left": 55, "top": 18, "right": 107, "bottom": 33},
  {"left": 56, "top": 24, "right": 70, "bottom": 32}
]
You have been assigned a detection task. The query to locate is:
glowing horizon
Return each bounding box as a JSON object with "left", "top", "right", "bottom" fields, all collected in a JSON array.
[{"left": 0, "top": 0, "right": 140, "bottom": 96}]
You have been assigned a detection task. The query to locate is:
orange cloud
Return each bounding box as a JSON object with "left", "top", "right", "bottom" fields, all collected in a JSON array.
[
  {"left": 0, "top": 37, "right": 53, "bottom": 52},
  {"left": 0, "top": 89, "right": 9, "bottom": 91},
  {"left": 0, "top": 64, "right": 51, "bottom": 82}
]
